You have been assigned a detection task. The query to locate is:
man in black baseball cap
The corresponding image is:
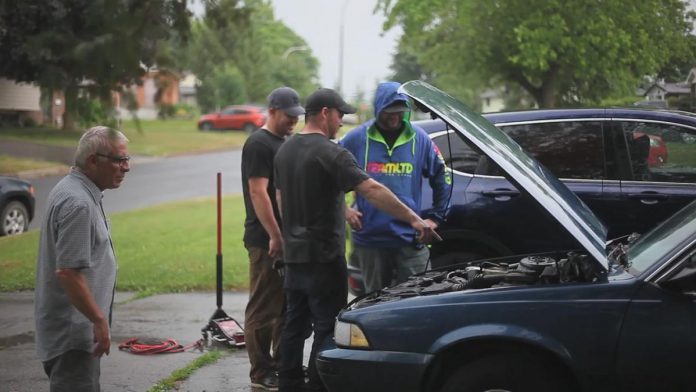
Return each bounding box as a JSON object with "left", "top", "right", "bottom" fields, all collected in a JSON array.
[
  {"left": 268, "top": 86, "right": 306, "bottom": 117},
  {"left": 304, "top": 88, "right": 357, "bottom": 115},
  {"left": 241, "top": 86, "right": 304, "bottom": 391},
  {"left": 301, "top": 88, "right": 356, "bottom": 140}
]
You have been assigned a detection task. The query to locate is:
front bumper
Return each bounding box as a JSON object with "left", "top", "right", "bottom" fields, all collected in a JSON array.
[{"left": 317, "top": 347, "right": 433, "bottom": 392}]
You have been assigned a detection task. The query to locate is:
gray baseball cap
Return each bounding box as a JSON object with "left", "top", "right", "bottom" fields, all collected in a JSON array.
[{"left": 268, "top": 87, "right": 305, "bottom": 117}]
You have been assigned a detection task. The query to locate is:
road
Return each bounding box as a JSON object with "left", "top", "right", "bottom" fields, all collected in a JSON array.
[{"left": 29, "top": 149, "right": 244, "bottom": 230}]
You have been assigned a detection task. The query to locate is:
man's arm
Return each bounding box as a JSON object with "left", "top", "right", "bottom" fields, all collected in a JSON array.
[
  {"left": 248, "top": 177, "right": 283, "bottom": 259},
  {"left": 355, "top": 178, "right": 440, "bottom": 243},
  {"left": 55, "top": 268, "right": 110, "bottom": 357}
]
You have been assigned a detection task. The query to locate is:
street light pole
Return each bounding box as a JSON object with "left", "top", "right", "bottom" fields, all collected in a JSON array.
[
  {"left": 283, "top": 45, "right": 310, "bottom": 61},
  {"left": 338, "top": 0, "right": 351, "bottom": 95}
]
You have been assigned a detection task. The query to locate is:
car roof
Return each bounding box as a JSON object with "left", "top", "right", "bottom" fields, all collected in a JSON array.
[
  {"left": 415, "top": 107, "right": 696, "bottom": 133},
  {"left": 222, "top": 105, "right": 265, "bottom": 111}
]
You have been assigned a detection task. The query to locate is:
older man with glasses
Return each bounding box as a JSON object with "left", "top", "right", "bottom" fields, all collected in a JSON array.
[{"left": 35, "top": 126, "right": 130, "bottom": 392}]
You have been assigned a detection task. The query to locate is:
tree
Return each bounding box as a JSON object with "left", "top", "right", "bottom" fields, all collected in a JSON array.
[
  {"left": 196, "top": 64, "right": 247, "bottom": 111},
  {"left": 0, "top": 0, "right": 190, "bottom": 129},
  {"left": 179, "top": 0, "right": 318, "bottom": 110},
  {"left": 388, "top": 37, "right": 433, "bottom": 84},
  {"left": 378, "top": 0, "right": 696, "bottom": 108}
]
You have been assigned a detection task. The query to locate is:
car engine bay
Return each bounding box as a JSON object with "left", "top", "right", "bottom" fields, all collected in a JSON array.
[{"left": 352, "top": 251, "right": 603, "bottom": 309}]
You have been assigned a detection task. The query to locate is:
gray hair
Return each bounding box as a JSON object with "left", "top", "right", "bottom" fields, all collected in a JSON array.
[{"left": 74, "top": 126, "right": 129, "bottom": 169}]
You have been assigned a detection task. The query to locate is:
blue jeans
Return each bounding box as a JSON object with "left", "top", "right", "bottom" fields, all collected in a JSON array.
[{"left": 278, "top": 262, "right": 347, "bottom": 392}]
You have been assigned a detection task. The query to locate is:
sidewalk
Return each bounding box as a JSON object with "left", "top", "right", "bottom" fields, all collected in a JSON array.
[{"left": 0, "top": 291, "right": 309, "bottom": 392}]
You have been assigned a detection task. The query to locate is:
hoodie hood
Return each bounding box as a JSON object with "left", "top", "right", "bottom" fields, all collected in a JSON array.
[{"left": 374, "top": 82, "right": 411, "bottom": 118}]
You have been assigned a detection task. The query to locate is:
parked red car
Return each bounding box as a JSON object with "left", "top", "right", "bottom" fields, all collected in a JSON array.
[
  {"left": 197, "top": 105, "right": 266, "bottom": 132},
  {"left": 634, "top": 132, "right": 668, "bottom": 166}
]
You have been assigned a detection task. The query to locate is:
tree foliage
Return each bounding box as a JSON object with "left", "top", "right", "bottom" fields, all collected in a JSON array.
[
  {"left": 0, "top": 0, "right": 190, "bottom": 129},
  {"left": 179, "top": 0, "right": 319, "bottom": 112},
  {"left": 378, "top": 0, "right": 696, "bottom": 108}
]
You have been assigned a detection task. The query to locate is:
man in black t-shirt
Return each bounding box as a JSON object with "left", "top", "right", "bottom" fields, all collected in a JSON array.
[
  {"left": 241, "top": 87, "right": 304, "bottom": 391},
  {"left": 274, "top": 88, "right": 440, "bottom": 392}
]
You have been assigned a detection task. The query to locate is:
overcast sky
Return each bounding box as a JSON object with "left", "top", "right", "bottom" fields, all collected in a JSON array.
[{"left": 272, "top": 0, "right": 401, "bottom": 101}]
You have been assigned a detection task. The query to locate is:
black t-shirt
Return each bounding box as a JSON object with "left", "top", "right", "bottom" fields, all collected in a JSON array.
[
  {"left": 241, "top": 128, "right": 284, "bottom": 248},
  {"left": 274, "top": 133, "right": 370, "bottom": 265}
]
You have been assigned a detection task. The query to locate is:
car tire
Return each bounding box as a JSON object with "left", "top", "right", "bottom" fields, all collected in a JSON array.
[
  {"left": 431, "top": 251, "right": 483, "bottom": 269},
  {"left": 441, "top": 353, "right": 567, "bottom": 392},
  {"left": 243, "top": 123, "right": 257, "bottom": 134},
  {"left": 199, "top": 122, "right": 213, "bottom": 131},
  {"left": 1, "top": 201, "right": 29, "bottom": 236}
]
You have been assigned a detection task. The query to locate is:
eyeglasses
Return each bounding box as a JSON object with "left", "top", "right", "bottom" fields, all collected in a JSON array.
[
  {"left": 328, "top": 107, "right": 344, "bottom": 119},
  {"left": 96, "top": 153, "right": 130, "bottom": 166}
]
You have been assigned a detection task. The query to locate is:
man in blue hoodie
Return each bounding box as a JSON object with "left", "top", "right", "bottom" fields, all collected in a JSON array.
[{"left": 340, "top": 81, "right": 451, "bottom": 293}]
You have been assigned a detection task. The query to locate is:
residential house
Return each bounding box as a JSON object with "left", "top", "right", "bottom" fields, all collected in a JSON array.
[{"left": 115, "top": 69, "right": 180, "bottom": 120}]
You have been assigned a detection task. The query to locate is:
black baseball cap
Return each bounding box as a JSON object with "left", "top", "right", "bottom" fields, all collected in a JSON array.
[
  {"left": 268, "top": 87, "right": 305, "bottom": 117},
  {"left": 382, "top": 101, "right": 410, "bottom": 113},
  {"left": 305, "top": 88, "right": 357, "bottom": 115}
]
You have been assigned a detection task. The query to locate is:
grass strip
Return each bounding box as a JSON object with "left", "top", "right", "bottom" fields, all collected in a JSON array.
[
  {"left": 0, "top": 195, "right": 249, "bottom": 293},
  {"left": 0, "top": 155, "right": 68, "bottom": 174},
  {"left": 146, "top": 350, "right": 224, "bottom": 392}
]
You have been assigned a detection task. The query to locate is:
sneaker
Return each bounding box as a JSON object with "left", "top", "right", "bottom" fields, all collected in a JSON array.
[{"left": 251, "top": 374, "right": 279, "bottom": 391}]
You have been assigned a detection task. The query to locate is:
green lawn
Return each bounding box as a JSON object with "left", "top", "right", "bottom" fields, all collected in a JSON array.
[
  {"left": 0, "top": 119, "right": 251, "bottom": 157},
  {"left": 0, "top": 195, "right": 250, "bottom": 294},
  {"left": 0, "top": 155, "right": 68, "bottom": 174}
]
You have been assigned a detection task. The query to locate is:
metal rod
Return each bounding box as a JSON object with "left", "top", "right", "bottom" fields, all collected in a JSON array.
[{"left": 216, "top": 172, "right": 222, "bottom": 309}]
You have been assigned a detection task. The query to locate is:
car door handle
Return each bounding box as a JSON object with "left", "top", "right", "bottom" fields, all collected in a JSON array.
[
  {"left": 482, "top": 189, "right": 519, "bottom": 201},
  {"left": 627, "top": 192, "right": 669, "bottom": 205}
]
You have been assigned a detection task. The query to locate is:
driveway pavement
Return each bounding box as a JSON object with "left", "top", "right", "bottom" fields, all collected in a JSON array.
[{"left": 0, "top": 291, "right": 313, "bottom": 392}]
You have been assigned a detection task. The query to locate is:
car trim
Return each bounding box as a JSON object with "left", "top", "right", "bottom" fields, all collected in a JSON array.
[
  {"left": 621, "top": 180, "right": 696, "bottom": 187},
  {"left": 646, "top": 239, "right": 696, "bottom": 283}
]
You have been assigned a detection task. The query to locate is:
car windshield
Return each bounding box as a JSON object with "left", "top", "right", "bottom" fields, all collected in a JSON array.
[{"left": 628, "top": 200, "right": 696, "bottom": 274}]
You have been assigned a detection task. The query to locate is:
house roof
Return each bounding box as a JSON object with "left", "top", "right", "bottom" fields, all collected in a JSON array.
[{"left": 644, "top": 82, "right": 690, "bottom": 96}]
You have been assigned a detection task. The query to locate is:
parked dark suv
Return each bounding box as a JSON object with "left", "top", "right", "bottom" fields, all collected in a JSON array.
[
  {"left": 0, "top": 176, "right": 35, "bottom": 236},
  {"left": 347, "top": 108, "right": 696, "bottom": 295}
]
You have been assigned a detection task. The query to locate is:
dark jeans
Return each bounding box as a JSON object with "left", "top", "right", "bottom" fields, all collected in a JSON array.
[
  {"left": 278, "top": 262, "right": 347, "bottom": 392},
  {"left": 42, "top": 349, "right": 100, "bottom": 392},
  {"left": 245, "top": 247, "right": 286, "bottom": 381}
]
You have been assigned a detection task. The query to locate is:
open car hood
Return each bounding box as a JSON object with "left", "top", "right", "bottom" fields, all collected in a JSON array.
[{"left": 401, "top": 81, "right": 609, "bottom": 270}]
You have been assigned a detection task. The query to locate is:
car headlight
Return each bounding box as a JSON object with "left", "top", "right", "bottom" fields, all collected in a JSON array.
[{"left": 334, "top": 320, "right": 370, "bottom": 349}]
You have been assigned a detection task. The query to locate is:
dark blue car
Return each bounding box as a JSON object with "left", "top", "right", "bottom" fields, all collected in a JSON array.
[
  {"left": 347, "top": 105, "right": 696, "bottom": 295},
  {"left": 320, "top": 81, "right": 696, "bottom": 392},
  {"left": 0, "top": 176, "right": 35, "bottom": 236}
]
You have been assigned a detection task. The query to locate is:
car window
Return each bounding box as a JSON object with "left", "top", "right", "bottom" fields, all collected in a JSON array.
[
  {"left": 620, "top": 121, "right": 696, "bottom": 183},
  {"left": 431, "top": 132, "right": 481, "bottom": 173},
  {"left": 499, "top": 121, "right": 605, "bottom": 180},
  {"left": 432, "top": 121, "right": 605, "bottom": 179}
]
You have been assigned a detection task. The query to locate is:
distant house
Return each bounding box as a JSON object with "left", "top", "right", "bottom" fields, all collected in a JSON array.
[
  {"left": 0, "top": 78, "right": 64, "bottom": 126},
  {"left": 178, "top": 72, "right": 199, "bottom": 106},
  {"left": 640, "top": 68, "right": 696, "bottom": 110},
  {"left": 480, "top": 88, "right": 506, "bottom": 113},
  {"left": 114, "top": 69, "right": 181, "bottom": 120},
  {"left": 643, "top": 82, "right": 691, "bottom": 101},
  {"left": 479, "top": 86, "right": 537, "bottom": 113}
]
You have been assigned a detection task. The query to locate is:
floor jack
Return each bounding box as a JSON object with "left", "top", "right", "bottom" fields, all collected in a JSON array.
[{"left": 202, "top": 172, "right": 245, "bottom": 348}]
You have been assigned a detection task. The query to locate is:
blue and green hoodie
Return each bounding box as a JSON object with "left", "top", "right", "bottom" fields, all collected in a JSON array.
[{"left": 339, "top": 82, "right": 451, "bottom": 248}]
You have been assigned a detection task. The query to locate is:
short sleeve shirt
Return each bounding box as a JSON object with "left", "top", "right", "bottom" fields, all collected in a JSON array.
[
  {"left": 274, "top": 133, "right": 370, "bottom": 265},
  {"left": 34, "top": 169, "right": 117, "bottom": 361},
  {"left": 241, "top": 128, "right": 284, "bottom": 248}
]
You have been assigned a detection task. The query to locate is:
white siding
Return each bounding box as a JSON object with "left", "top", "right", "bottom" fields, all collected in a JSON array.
[{"left": 0, "top": 78, "right": 41, "bottom": 111}]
